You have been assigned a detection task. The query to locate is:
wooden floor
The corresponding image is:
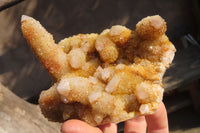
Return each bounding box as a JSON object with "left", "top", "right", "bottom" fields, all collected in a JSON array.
[
  {"left": 168, "top": 106, "right": 200, "bottom": 133},
  {"left": 0, "top": 0, "right": 199, "bottom": 133}
]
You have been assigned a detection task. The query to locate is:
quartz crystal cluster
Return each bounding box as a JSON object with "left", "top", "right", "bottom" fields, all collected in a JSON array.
[{"left": 21, "top": 15, "right": 176, "bottom": 126}]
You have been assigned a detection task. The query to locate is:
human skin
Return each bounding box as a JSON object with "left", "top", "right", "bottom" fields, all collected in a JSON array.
[{"left": 61, "top": 102, "right": 168, "bottom": 133}]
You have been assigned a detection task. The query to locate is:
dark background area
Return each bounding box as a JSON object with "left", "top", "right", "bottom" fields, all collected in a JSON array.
[{"left": 0, "top": 0, "right": 200, "bottom": 132}]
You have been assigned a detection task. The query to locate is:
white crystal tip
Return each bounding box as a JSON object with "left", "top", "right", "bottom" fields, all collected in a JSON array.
[{"left": 21, "top": 15, "right": 32, "bottom": 22}]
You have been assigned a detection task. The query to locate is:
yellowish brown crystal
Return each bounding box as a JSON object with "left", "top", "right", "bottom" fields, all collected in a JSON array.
[{"left": 21, "top": 15, "right": 176, "bottom": 126}]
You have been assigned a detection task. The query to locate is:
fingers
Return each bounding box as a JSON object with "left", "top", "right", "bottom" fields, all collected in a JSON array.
[
  {"left": 61, "top": 119, "right": 102, "bottom": 133},
  {"left": 61, "top": 103, "right": 168, "bottom": 133},
  {"left": 145, "top": 102, "right": 169, "bottom": 133},
  {"left": 124, "top": 116, "right": 147, "bottom": 133},
  {"left": 98, "top": 123, "right": 117, "bottom": 133}
]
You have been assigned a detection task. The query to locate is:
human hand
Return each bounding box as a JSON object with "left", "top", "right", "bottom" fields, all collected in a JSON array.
[{"left": 61, "top": 102, "right": 168, "bottom": 133}]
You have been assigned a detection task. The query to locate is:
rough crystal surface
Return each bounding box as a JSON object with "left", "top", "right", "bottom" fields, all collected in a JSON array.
[{"left": 21, "top": 15, "right": 176, "bottom": 126}]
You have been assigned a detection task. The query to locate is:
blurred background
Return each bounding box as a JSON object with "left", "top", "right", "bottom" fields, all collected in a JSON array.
[{"left": 0, "top": 0, "right": 200, "bottom": 132}]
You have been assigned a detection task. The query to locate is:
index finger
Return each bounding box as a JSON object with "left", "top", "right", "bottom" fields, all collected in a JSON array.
[{"left": 145, "top": 102, "right": 169, "bottom": 133}]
